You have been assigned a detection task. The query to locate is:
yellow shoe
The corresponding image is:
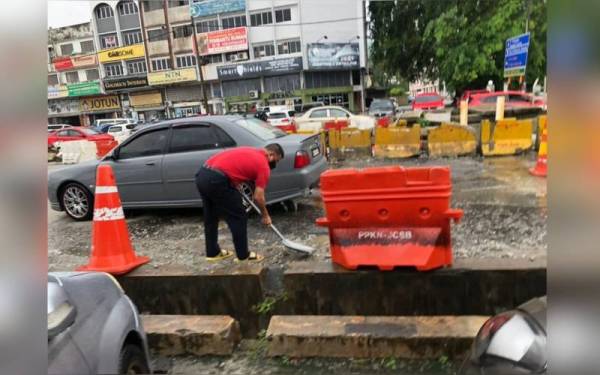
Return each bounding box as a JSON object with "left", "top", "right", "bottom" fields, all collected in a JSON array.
[
  {"left": 234, "top": 251, "right": 264, "bottom": 263},
  {"left": 206, "top": 249, "right": 234, "bottom": 262}
]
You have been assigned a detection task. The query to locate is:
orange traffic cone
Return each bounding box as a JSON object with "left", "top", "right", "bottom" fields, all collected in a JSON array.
[
  {"left": 530, "top": 119, "right": 547, "bottom": 177},
  {"left": 77, "top": 164, "right": 150, "bottom": 275}
]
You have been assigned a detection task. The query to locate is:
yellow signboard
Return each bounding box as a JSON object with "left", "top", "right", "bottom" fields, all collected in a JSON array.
[
  {"left": 79, "top": 95, "right": 121, "bottom": 113},
  {"left": 98, "top": 44, "right": 145, "bottom": 63},
  {"left": 130, "top": 91, "right": 163, "bottom": 108},
  {"left": 147, "top": 68, "right": 197, "bottom": 85}
]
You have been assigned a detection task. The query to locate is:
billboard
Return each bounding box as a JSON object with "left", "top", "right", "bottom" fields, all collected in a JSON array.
[
  {"left": 79, "top": 95, "right": 121, "bottom": 113},
  {"left": 217, "top": 57, "right": 303, "bottom": 80},
  {"left": 190, "top": 0, "right": 245, "bottom": 18},
  {"left": 503, "top": 33, "right": 530, "bottom": 78},
  {"left": 98, "top": 44, "right": 145, "bottom": 63},
  {"left": 197, "top": 27, "right": 248, "bottom": 55},
  {"left": 147, "top": 68, "right": 198, "bottom": 85},
  {"left": 307, "top": 43, "right": 360, "bottom": 70},
  {"left": 104, "top": 76, "right": 149, "bottom": 91}
]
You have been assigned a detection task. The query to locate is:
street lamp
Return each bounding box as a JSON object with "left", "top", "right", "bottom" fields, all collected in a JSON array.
[
  {"left": 347, "top": 35, "right": 360, "bottom": 43},
  {"left": 316, "top": 35, "right": 328, "bottom": 43}
]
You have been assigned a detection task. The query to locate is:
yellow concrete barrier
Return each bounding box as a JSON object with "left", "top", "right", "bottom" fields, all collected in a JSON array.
[
  {"left": 328, "top": 128, "right": 372, "bottom": 150},
  {"left": 373, "top": 125, "right": 421, "bottom": 158},
  {"left": 393, "top": 119, "right": 408, "bottom": 127},
  {"left": 481, "top": 118, "right": 533, "bottom": 156},
  {"left": 427, "top": 123, "right": 477, "bottom": 158}
]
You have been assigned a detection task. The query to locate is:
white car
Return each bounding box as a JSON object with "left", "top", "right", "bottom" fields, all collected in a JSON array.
[
  {"left": 294, "top": 105, "right": 375, "bottom": 132},
  {"left": 48, "top": 124, "right": 71, "bottom": 133},
  {"left": 266, "top": 110, "right": 296, "bottom": 132},
  {"left": 107, "top": 123, "right": 136, "bottom": 138}
]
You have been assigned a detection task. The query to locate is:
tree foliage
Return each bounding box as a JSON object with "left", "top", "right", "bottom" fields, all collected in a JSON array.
[{"left": 369, "top": 0, "right": 547, "bottom": 94}]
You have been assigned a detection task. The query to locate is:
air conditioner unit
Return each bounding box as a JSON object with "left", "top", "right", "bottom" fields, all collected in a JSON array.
[
  {"left": 258, "top": 50, "right": 266, "bottom": 57},
  {"left": 237, "top": 51, "right": 248, "bottom": 60},
  {"left": 249, "top": 90, "right": 259, "bottom": 99}
]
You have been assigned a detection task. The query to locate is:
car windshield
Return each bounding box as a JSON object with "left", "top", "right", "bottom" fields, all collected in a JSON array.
[
  {"left": 268, "top": 112, "right": 287, "bottom": 119},
  {"left": 80, "top": 128, "right": 99, "bottom": 135},
  {"left": 235, "top": 117, "right": 286, "bottom": 140},
  {"left": 108, "top": 127, "right": 120, "bottom": 133},
  {"left": 370, "top": 101, "right": 394, "bottom": 110},
  {"left": 415, "top": 95, "right": 441, "bottom": 103}
]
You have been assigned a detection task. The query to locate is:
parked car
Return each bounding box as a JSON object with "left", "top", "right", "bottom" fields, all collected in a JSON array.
[
  {"left": 48, "top": 272, "right": 151, "bottom": 374},
  {"left": 459, "top": 89, "right": 489, "bottom": 104},
  {"left": 459, "top": 296, "right": 546, "bottom": 375},
  {"left": 48, "top": 116, "right": 327, "bottom": 220},
  {"left": 48, "top": 124, "right": 72, "bottom": 133},
  {"left": 412, "top": 92, "right": 445, "bottom": 110},
  {"left": 468, "top": 91, "right": 545, "bottom": 109},
  {"left": 294, "top": 105, "right": 375, "bottom": 132},
  {"left": 368, "top": 98, "right": 396, "bottom": 118},
  {"left": 48, "top": 127, "right": 115, "bottom": 148},
  {"left": 93, "top": 118, "right": 136, "bottom": 133},
  {"left": 108, "top": 123, "right": 137, "bottom": 138},
  {"left": 267, "top": 111, "right": 297, "bottom": 133}
]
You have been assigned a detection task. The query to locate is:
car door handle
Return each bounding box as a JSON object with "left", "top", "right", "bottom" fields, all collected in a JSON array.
[{"left": 145, "top": 162, "right": 155, "bottom": 166}]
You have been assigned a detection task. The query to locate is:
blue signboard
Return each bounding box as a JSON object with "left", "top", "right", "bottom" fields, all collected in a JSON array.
[
  {"left": 503, "top": 32, "right": 530, "bottom": 77},
  {"left": 190, "top": 0, "right": 245, "bottom": 18}
]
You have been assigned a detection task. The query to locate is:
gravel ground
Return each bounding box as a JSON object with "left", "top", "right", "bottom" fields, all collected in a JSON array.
[{"left": 48, "top": 154, "right": 547, "bottom": 272}]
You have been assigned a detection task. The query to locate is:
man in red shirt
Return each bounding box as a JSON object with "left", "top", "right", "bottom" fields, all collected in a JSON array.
[{"left": 194, "top": 144, "right": 284, "bottom": 261}]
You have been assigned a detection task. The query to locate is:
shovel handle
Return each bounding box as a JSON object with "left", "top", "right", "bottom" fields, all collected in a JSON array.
[{"left": 240, "top": 190, "right": 287, "bottom": 242}]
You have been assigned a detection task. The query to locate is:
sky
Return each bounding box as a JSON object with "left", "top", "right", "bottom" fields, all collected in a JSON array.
[{"left": 48, "top": 0, "right": 91, "bottom": 28}]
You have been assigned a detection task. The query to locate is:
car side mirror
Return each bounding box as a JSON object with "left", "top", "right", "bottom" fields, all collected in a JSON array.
[{"left": 346, "top": 113, "right": 350, "bottom": 118}]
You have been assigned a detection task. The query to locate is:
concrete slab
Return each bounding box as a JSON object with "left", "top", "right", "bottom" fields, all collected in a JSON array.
[
  {"left": 267, "top": 315, "right": 489, "bottom": 359},
  {"left": 143, "top": 315, "right": 241, "bottom": 356}
]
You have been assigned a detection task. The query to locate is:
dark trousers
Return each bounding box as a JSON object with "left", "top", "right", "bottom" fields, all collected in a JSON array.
[{"left": 195, "top": 167, "right": 249, "bottom": 260}]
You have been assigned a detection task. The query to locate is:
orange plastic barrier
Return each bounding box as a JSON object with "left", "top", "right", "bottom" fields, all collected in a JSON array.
[
  {"left": 96, "top": 139, "right": 118, "bottom": 158},
  {"left": 323, "top": 119, "right": 349, "bottom": 131},
  {"left": 316, "top": 166, "right": 463, "bottom": 271},
  {"left": 77, "top": 164, "right": 150, "bottom": 275}
]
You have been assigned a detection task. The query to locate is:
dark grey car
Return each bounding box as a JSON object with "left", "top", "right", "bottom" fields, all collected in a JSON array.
[
  {"left": 48, "top": 272, "right": 151, "bottom": 374},
  {"left": 368, "top": 98, "right": 396, "bottom": 118},
  {"left": 48, "top": 115, "right": 327, "bottom": 220}
]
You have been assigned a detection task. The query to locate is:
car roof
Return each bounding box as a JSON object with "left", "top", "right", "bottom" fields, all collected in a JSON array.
[
  {"left": 472, "top": 90, "right": 531, "bottom": 98},
  {"left": 415, "top": 92, "right": 441, "bottom": 96},
  {"left": 131, "top": 115, "right": 247, "bottom": 132}
]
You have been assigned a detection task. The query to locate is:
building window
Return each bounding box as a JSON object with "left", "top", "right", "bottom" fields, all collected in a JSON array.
[
  {"left": 221, "top": 14, "right": 246, "bottom": 30},
  {"left": 212, "top": 83, "right": 222, "bottom": 98},
  {"left": 104, "top": 62, "right": 124, "bottom": 77},
  {"left": 176, "top": 54, "right": 196, "bottom": 68},
  {"left": 151, "top": 58, "right": 171, "bottom": 71},
  {"left": 253, "top": 43, "right": 275, "bottom": 58},
  {"left": 127, "top": 59, "right": 147, "bottom": 74},
  {"left": 196, "top": 19, "right": 218, "bottom": 33},
  {"left": 147, "top": 28, "right": 168, "bottom": 42},
  {"left": 173, "top": 24, "right": 193, "bottom": 39},
  {"left": 277, "top": 39, "right": 301, "bottom": 55},
  {"left": 122, "top": 30, "right": 142, "bottom": 45},
  {"left": 142, "top": 0, "right": 164, "bottom": 12},
  {"left": 118, "top": 1, "right": 138, "bottom": 15},
  {"left": 60, "top": 43, "right": 73, "bottom": 56},
  {"left": 85, "top": 69, "right": 99, "bottom": 81},
  {"left": 80, "top": 40, "right": 95, "bottom": 53},
  {"left": 100, "top": 33, "right": 118, "bottom": 49},
  {"left": 311, "top": 93, "right": 349, "bottom": 108},
  {"left": 48, "top": 74, "right": 59, "bottom": 86},
  {"left": 206, "top": 54, "right": 222, "bottom": 64},
  {"left": 250, "top": 10, "right": 272, "bottom": 26},
  {"left": 65, "top": 71, "right": 79, "bottom": 83},
  {"left": 168, "top": 0, "right": 188, "bottom": 7},
  {"left": 95, "top": 4, "right": 114, "bottom": 19},
  {"left": 275, "top": 8, "right": 291, "bottom": 23}
]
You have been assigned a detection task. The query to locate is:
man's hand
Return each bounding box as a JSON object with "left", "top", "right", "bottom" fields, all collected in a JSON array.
[{"left": 262, "top": 214, "right": 272, "bottom": 226}]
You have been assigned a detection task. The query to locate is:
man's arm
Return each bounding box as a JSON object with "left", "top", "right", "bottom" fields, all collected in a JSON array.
[{"left": 253, "top": 187, "right": 272, "bottom": 225}]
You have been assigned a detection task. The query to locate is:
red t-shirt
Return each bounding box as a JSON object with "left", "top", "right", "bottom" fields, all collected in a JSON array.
[{"left": 206, "top": 147, "right": 271, "bottom": 188}]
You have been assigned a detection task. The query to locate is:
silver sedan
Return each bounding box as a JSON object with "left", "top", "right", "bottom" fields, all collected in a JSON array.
[{"left": 48, "top": 115, "right": 327, "bottom": 220}]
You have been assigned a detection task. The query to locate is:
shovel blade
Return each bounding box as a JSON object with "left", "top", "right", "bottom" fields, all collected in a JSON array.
[{"left": 282, "top": 239, "right": 315, "bottom": 255}]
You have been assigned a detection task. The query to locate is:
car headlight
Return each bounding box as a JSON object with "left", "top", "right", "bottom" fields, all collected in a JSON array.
[{"left": 469, "top": 310, "right": 547, "bottom": 373}]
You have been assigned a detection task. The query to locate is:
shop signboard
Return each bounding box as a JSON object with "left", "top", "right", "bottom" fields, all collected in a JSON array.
[
  {"left": 48, "top": 85, "right": 69, "bottom": 99},
  {"left": 98, "top": 44, "right": 145, "bottom": 63},
  {"left": 53, "top": 56, "right": 73, "bottom": 71},
  {"left": 147, "top": 68, "right": 197, "bottom": 85},
  {"left": 79, "top": 95, "right": 121, "bottom": 113},
  {"left": 307, "top": 43, "right": 360, "bottom": 70},
  {"left": 190, "top": 0, "right": 245, "bottom": 18},
  {"left": 71, "top": 54, "right": 98, "bottom": 68},
  {"left": 104, "top": 76, "right": 149, "bottom": 91},
  {"left": 217, "top": 57, "right": 303, "bottom": 80},
  {"left": 67, "top": 81, "right": 102, "bottom": 97},
  {"left": 197, "top": 27, "right": 248, "bottom": 55},
  {"left": 48, "top": 99, "right": 79, "bottom": 116},
  {"left": 130, "top": 91, "right": 163, "bottom": 108}
]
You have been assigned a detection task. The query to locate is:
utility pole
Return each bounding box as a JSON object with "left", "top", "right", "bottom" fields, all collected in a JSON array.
[
  {"left": 361, "top": 0, "right": 368, "bottom": 114},
  {"left": 190, "top": 13, "right": 211, "bottom": 115}
]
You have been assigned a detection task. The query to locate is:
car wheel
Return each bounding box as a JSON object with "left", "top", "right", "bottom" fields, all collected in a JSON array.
[
  {"left": 60, "top": 183, "right": 93, "bottom": 221},
  {"left": 118, "top": 344, "right": 149, "bottom": 375}
]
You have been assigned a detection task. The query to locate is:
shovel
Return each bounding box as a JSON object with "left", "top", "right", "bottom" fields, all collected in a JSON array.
[{"left": 240, "top": 191, "right": 315, "bottom": 255}]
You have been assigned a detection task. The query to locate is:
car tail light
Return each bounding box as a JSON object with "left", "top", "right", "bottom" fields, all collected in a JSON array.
[
  {"left": 294, "top": 150, "right": 310, "bottom": 169},
  {"left": 282, "top": 118, "right": 289, "bottom": 123}
]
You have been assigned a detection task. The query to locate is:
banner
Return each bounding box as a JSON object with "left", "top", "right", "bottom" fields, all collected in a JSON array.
[
  {"left": 53, "top": 56, "right": 73, "bottom": 71},
  {"left": 307, "top": 43, "right": 360, "bottom": 70},
  {"left": 130, "top": 91, "right": 163, "bottom": 108},
  {"left": 48, "top": 85, "right": 69, "bottom": 99},
  {"left": 79, "top": 95, "right": 121, "bottom": 113},
  {"left": 72, "top": 54, "right": 97, "bottom": 68},
  {"left": 104, "top": 76, "right": 149, "bottom": 91},
  {"left": 217, "top": 57, "right": 303, "bottom": 80},
  {"left": 197, "top": 27, "right": 248, "bottom": 55},
  {"left": 147, "top": 68, "right": 197, "bottom": 85},
  {"left": 98, "top": 44, "right": 145, "bottom": 63},
  {"left": 67, "top": 81, "right": 102, "bottom": 97},
  {"left": 190, "top": 0, "right": 245, "bottom": 18}
]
